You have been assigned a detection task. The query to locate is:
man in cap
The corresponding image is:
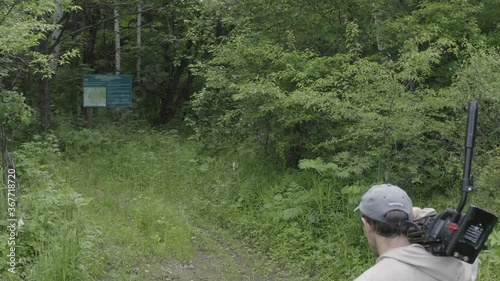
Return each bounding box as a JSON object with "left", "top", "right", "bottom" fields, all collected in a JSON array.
[{"left": 354, "top": 183, "right": 477, "bottom": 281}]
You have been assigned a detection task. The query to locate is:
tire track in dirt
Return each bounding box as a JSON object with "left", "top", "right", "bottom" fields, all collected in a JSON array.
[{"left": 142, "top": 224, "right": 305, "bottom": 281}]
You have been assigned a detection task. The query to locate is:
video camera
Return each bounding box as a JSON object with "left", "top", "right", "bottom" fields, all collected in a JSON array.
[{"left": 408, "top": 100, "right": 498, "bottom": 264}]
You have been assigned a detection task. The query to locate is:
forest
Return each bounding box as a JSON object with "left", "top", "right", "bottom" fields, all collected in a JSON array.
[{"left": 1, "top": 0, "right": 500, "bottom": 280}]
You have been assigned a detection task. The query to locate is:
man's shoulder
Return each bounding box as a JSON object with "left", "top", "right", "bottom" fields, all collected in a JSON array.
[
  {"left": 354, "top": 259, "right": 409, "bottom": 281},
  {"left": 355, "top": 244, "right": 477, "bottom": 281},
  {"left": 354, "top": 257, "right": 436, "bottom": 281}
]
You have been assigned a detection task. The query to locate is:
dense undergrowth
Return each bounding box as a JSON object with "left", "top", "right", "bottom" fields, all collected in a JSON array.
[{"left": 1, "top": 124, "right": 499, "bottom": 280}]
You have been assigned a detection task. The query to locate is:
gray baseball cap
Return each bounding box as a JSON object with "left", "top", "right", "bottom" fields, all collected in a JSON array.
[{"left": 354, "top": 184, "right": 413, "bottom": 223}]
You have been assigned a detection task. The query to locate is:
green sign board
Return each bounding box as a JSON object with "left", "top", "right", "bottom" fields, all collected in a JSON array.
[{"left": 83, "top": 75, "right": 132, "bottom": 108}]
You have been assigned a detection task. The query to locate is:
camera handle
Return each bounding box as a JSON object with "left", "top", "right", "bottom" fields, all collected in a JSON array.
[{"left": 453, "top": 100, "right": 478, "bottom": 223}]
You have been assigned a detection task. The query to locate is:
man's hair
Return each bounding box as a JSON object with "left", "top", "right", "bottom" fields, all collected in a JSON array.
[{"left": 362, "top": 210, "right": 410, "bottom": 238}]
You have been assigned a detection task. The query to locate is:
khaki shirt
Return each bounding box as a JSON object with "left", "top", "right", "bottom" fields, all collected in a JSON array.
[{"left": 354, "top": 244, "right": 477, "bottom": 281}]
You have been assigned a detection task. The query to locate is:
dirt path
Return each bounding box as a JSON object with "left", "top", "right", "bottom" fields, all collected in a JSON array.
[
  {"left": 90, "top": 210, "right": 304, "bottom": 281},
  {"left": 126, "top": 224, "right": 302, "bottom": 281},
  {"left": 82, "top": 190, "right": 305, "bottom": 281}
]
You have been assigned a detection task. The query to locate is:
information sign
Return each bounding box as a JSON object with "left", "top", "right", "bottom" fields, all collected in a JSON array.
[{"left": 83, "top": 75, "right": 132, "bottom": 107}]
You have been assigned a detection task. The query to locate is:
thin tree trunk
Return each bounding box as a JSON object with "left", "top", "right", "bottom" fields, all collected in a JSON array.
[
  {"left": 38, "top": 33, "right": 51, "bottom": 130},
  {"left": 114, "top": 3, "right": 128, "bottom": 131},
  {"left": 137, "top": 1, "right": 142, "bottom": 79},
  {"left": 39, "top": 77, "right": 51, "bottom": 130},
  {"left": 39, "top": 0, "right": 63, "bottom": 131},
  {"left": 114, "top": 3, "right": 121, "bottom": 74},
  {"left": 372, "top": 3, "right": 383, "bottom": 53},
  {"left": 51, "top": 0, "right": 63, "bottom": 69},
  {"left": 83, "top": 4, "right": 100, "bottom": 69}
]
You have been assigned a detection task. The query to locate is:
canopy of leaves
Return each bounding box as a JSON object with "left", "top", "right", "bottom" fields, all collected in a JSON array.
[
  {"left": 188, "top": 0, "right": 500, "bottom": 192},
  {"left": 0, "top": 0, "right": 58, "bottom": 54}
]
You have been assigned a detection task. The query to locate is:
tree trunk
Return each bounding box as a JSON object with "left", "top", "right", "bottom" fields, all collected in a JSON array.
[
  {"left": 39, "top": 77, "right": 51, "bottom": 130},
  {"left": 135, "top": 1, "right": 146, "bottom": 105},
  {"left": 38, "top": 0, "right": 63, "bottom": 131},
  {"left": 114, "top": 3, "right": 121, "bottom": 74},
  {"left": 137, "top": 1, "right": 142, "bottom": 79},
  {"left": 38, "top": 34, "right": 52, "bottom": 130},
  {"left": 51, "top": 0, "right": 63, "bottom": 69},
  {"left": 83, "top": 4, "right": 100, "bottom": 69},
  {"left": 155, "top": 39, "right": 194, "bottom": 124},
  {"left": 372, "top": 3, "right": 383, "bottom": 53},
  {"left": 155, "top": 71, "right": 195, "bottom": 125}
]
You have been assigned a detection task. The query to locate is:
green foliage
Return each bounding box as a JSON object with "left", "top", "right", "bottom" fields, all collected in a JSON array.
[
  {"left": 0, "top": 91, "right": 32, "bottom": 126},
  {"left": 187, "top": 0, "right": 500, "bottom": 197},
  {"left": 450, "top": 48, "right": 500, "bottom": 152},
  {"left": 475, "top": 0, "right": 500, "bottom": 46},
  {"left": 477, "top": 227, "right": 500, "bottom": 280},
  {"left": 31, "top": 49, "right": 81, "bottom": 78},
  {"left": 189, "top": 35, "right": 345, "bottom": 165},
  {"left": 228, "top": 0, "right": 374, "bottom": 55},
  {"left": 111, "top": 0, "right": 224, "bottom": 124},
  {"left": 473, "top": 146, "right": 500, "bottom": 215},
  {"left": 56, "top": 128, "right": 111, "bottom": 156},
  {"left": 0, "top": 0, "right": 78, "bottom": 78},
  {"left": 49, "top": 63, "right": 93, "bottom": 119},
  {"left": 0, "top": 0, "right": 57, "bottom": 54},
  {"left": 299, "top": 153, "right": 372, "bottom": 180},
  {"left": 13, "top": 134, "right": 61, "bottom": 184},
  {"left": 0, "top": 133, "right": 98, "bottom": 280},
  {"left": 189, "top": 31, "right": 472, "bottom": 191},
  {"left": 131, "top": 193, "right": 195, "bottom": 260}
]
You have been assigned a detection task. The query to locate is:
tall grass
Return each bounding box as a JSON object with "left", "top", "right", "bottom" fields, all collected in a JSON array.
[
  {"left": 54, "top": 128, "right": 199, "bottom": 279},
  {"left": 0, "top": 134, "right": 98, "bottom": 280},
  {"left": 2, "top": 126, "right": 498, "bottom": 280}
]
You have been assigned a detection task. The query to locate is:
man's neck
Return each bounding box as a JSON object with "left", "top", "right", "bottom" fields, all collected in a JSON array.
[{"left": 375, "top": 235, "right": 410, "bottom": 256}]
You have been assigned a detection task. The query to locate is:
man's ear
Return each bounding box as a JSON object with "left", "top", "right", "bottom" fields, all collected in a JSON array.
[{"left": 361, "top": 217, "right": 373, "bottom": 232}]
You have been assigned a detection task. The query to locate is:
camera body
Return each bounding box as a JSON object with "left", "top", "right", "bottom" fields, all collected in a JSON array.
[{"left": 410, "top": 206, "right": 498, "bottom": 264}]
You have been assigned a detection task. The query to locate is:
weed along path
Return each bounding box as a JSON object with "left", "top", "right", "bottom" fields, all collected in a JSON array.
[{"left": 58, "top": 131, "right": 302, "bottom": 281}]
